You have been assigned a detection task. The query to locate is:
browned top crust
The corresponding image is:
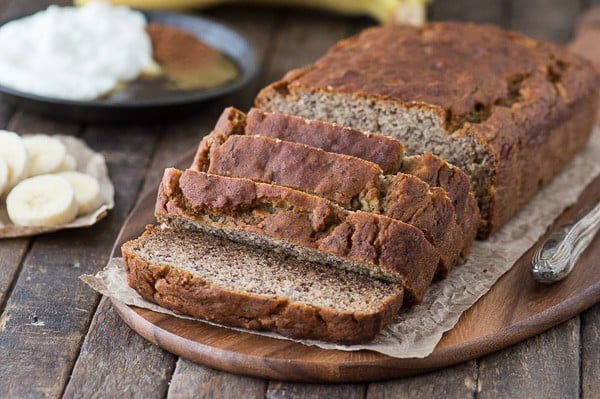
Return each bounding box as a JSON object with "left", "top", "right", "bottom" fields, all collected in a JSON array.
[
  {"left": 245, "top": 108, "right": 404, "bottom": 174},
  {"left": 403, "top": 152, "right": 480, "bottom": 253},
  {"left": 259, "top": 22, "right": 598, "bottom": 133},
  {"left": 213, "top": 106, "right": 247, "bottom": 136},
  {"left": 155, "top": 168, "right": 440, "bottom": 302},
  {"left": 206, "top": 135, "right": 382, "bottom": 209},
  {"left": 383, "top": 173, "right": 463, "bottom": 276}
]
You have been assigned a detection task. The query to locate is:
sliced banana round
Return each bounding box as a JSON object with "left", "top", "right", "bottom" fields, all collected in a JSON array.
[
  {"left": 23, "top": 134, "right": 67, "bottom": 177},
  {"left": 56, "top": 154, "right": 77, "bottom": 172},
  {"left": 0, "top": 157, "right": 8, "bottom": 196},
  {"left": 57, "top": 171, "right": 102, "bottom": 216},
  {"left": 0, "top": 130, "right": 27, "bottom": 190},
  {"left": 6, "top": 174, "right": 78, "bottom": 226}
]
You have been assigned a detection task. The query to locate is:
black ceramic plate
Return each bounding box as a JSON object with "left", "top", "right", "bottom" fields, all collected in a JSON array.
[{"left": 0, "top": 10, "right": 258, "bottom": 123}]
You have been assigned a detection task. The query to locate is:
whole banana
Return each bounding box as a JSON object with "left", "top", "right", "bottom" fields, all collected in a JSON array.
[{"left": 73, "top": 0, "right": 430, "bottom": 25}]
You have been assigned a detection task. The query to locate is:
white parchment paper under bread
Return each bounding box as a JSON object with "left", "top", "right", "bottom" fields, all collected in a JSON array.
[
  {"left": 0, "top": 135, "right": 114, "bottom": 238},
  {"left": 82, "top": 127, "right": 600, "bottom": 359}
]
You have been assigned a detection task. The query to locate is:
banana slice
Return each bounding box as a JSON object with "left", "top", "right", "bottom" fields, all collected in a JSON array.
[
  {"left": 0, "top": 130, "right": 27, "bottom": 190},
  {"left": 23, "top": 134, "right": 67, "bottom": 177},
  {"left": 6, "top": 175, "right": 78, "bottom": 226},
  {"left": 57, "top": 154, "right": 77, "bottom": 172},
  {"left": 58, "top": 171, "right": 102, "bottom": 216},
  {"left": 0, "top": 157, "right": 8, "bottom": 196}
]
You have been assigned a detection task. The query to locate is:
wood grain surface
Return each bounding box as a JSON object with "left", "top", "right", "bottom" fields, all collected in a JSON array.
[{"left": 0, "top": 0, "right": 598, "bottom": 397}]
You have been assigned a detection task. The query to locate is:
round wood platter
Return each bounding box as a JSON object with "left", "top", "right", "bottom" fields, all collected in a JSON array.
[{"left": 110, "top": 166, "right": 600, "bottom": 382}]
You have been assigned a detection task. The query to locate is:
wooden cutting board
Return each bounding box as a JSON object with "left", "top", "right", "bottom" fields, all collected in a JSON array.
[
  {"left": 109, "top": 153, "right": 600, "bottom": 382},
  {"left": 109, "top": 14, "right": 600, "bottom": 382}
]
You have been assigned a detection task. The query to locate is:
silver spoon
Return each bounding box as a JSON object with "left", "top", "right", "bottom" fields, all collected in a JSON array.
[{"left": 532, "top": 201, "right": 600, "bottom": 284}]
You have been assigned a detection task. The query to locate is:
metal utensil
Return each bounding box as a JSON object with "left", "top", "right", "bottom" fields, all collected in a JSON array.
[{"left": 532, "top": 201, "right": 600, "bottom": 284}]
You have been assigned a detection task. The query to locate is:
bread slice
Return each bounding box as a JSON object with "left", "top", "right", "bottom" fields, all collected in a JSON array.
[
  {"left": 122, "top": 225, "right": 404, "bottom": 344},
  {"left": 203, "top": 134, "right": 383, "bottom": 210},
  {"left": 245, "top": 107, "right": 404, "bottom": 174},
  {"left": 155, "top": 168, "right": 439, "bottom": 303},
  {"left": 255, "top": 22, "right": 599, "bottom": 237}
]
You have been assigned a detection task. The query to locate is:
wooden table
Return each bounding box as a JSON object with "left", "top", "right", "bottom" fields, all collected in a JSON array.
[{"left": 0, "top": 1, "right": 598, "bottom": 397}]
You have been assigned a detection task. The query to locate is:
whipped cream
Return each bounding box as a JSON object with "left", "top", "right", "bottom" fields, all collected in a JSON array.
[{"left": 0, "top": 2, "right": 154, "bottom": 100}]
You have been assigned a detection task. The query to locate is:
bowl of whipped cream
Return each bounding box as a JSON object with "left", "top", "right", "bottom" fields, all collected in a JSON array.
[{"left": 0, "top": 1, "right": 257, "bottom": 122}]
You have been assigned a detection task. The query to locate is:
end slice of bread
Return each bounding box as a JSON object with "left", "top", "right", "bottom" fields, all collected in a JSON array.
[{"left": 122, "top": 225, "right": 404, "bottom": 344}]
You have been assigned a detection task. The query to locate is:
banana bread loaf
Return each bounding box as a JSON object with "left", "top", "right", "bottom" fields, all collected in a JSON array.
[
  {"left": 155, "top": 168, "right": 439, "bottom": 303},
  {"left": 123, "top": 225, "right": 404, "bottom": 344},
  {"left": 255, "top": 22, "right": 599, "bottom": 237}
]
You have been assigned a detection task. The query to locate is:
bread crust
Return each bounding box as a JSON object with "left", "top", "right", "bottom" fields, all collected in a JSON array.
[
  {"left": 122, "top": 226, "right": 404, "bottom": 344},
  {"left": 206, "top": 134, "right": 382, "bottom": 209},
  {"left": 155, "top": 168, "right": 440, "bottom": 303},
  {"left": 402, "top": 152, "right": 480, "bottom": 254},
  {"left": 475, "top": 94, "right": 598, "bottom": 234},
  {"left": 191, "top": 107, "right": 245, "bottom": 172},
  {"left": 258, "top": 23, "right": 597, "bottom": 130},
  {"left": 383, "top": 174, "right": 463, "bottom": 277}
]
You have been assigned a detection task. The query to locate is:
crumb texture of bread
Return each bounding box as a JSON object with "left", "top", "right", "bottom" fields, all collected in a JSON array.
[
  {"left": 122, "top": 225, "right": 404, "bottom": 344},
  {"left": 255, "top": 22, "right": 599, "bottom": 237},
  {"left": 154, "top": 168, "right": 440, "bottom": 303}
]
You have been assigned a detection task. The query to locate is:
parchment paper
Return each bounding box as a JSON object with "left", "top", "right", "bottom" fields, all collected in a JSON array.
[
  {"left": 0, "top": 135, "right": 115, "bottom": 238},
  {"left": 81, "top": 127, "right": 600, "bottom": 359}
]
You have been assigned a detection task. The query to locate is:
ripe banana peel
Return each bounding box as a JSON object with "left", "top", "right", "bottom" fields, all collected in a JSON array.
[{"left": 73, "top": 0, "right": 430, "bottom": 25}]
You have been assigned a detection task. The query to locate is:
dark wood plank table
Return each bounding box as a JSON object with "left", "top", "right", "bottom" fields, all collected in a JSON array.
[{"left": 0, "top": 1, "right": 598, "bottom": 397}]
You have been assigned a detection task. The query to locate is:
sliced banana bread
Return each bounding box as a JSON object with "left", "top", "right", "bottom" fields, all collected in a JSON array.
[
  {"left": 122, "top": 225, "right": 404, "bottom": 344},
  {"left": 155, "top": 168, "right": 439, "bottom": 303},
  {"left": 240, "top": 107, "right": 479, "bottom": 257},
  {"left": 255, "top": 22, "right": 599, "bottom": 237},
  {"left": 192, "top": 128, "right": 462, "bottom": 275},
  {"left": 192, "top": 108, "right": 477, "bottom": 271}
]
